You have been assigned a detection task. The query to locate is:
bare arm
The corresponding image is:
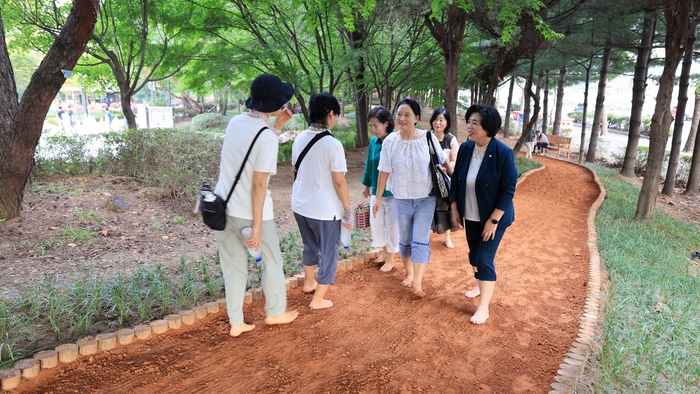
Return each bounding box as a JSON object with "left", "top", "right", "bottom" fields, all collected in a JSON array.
[
  {"left": 332, "top": 171, "right": 353, "bottom": 229},
  {"left": 372, "top": 171, "right": 389, "bottom": 217},
  {"left": 245, "top": 171, "right": 270, "bottom": 251}
]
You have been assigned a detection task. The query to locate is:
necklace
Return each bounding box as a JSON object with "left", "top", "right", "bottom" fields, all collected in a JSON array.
[{"left": 400, "top": 128, "right": 418, "bottom": 140}]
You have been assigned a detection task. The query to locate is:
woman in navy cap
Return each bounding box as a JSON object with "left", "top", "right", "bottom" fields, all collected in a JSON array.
[{"left": 213, "top": 74, "right": 299, "bottom": 337}]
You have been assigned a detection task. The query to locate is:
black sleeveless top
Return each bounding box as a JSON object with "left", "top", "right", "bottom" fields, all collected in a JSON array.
[{"left": 438, "top": 132, "right": 454, "bottom": 150}]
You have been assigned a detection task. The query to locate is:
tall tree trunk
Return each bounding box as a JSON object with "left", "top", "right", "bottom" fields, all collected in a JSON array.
[
  {"left": 685, "top": 92, "right": 700, "bottom": 193},
  {"left": 504, "top": 76, "right": 515, "bottom": 138},
  {"left": 542, "top": 70, "right": 550, "bottom": 134},
  {"left": 0, "top": 0, "right": 99, "bottom": 220},
  {"left": 513, "top": 58, "right": 540, "bottom": 153},
  {"left": 535, "top": 71, "right": 543, "bottom": 131},
  {"left": 523, "top": 75, "right": 531, "bottom": 136},
  {"left": 552, "top": 65, "right": 567, "bottom": 135},
  {"left": 579, "top": 57, "right": 593, "bottom": 164},
  {"left": 586, "top": 39, "right": 612, "bottom": 163},
  {"left": 621, "top": 10, "right": 656, "bottom": 177},
  {"left": 635, "top": 0, "right": 695, "bottom": 220},
  {"left": 350, "top": 27, "right": 369, "bottom": 148},
  {"left": 484, "top": 47, "right": 507, "bottom": 107},
  {"left": 219, "top": 81, "right": 231, "bottom": 116},
  {"left": 683, "top": 89, "right": 700, "bottom": 153},
  {"left": 601, "top": 105, "right": 608, "bottom": 136},
  {"left": 663, "top": 22, "right": 699, "bottom": 195},
  {"left": 425, "top": 4, "right": 467, "bottom": 120}
]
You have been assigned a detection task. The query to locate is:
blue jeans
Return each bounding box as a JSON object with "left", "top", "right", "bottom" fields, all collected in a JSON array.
[{"left": 394, "top": 196, "right": 436, "bottom": 264}]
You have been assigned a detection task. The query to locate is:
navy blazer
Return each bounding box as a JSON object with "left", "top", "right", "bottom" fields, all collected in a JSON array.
[{"left": 449, "top": 138, "right": 517, "bottom": 228}]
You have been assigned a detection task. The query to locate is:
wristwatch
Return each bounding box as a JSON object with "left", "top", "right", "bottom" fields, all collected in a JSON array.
[{"left": 490, "top": 218, "right": 499, "bottom": 224}]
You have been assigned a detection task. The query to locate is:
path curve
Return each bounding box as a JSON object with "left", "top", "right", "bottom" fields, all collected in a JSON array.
[{"left": 15, "top": 156, "right": 602, "bottom": 394}]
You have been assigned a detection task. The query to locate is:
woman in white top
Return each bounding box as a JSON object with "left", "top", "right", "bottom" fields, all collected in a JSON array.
[
  {"left": 373, "top": 98, "right": 444, "bottom": 298},
  {"left": 291, "top": 93, "right": 353, "bottom": 310}
]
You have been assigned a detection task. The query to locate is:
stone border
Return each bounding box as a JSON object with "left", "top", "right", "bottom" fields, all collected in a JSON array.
[
  {"left": 0, "top": 248, "right": 380, "bottom": 391},
  {"left": 534, "top": 159, "right": 607, "bottom": 393}
]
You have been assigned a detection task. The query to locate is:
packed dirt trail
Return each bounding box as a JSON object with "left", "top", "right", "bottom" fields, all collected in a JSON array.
[{"left": 16, "top": 155, "right": 601, "bottom": 394}]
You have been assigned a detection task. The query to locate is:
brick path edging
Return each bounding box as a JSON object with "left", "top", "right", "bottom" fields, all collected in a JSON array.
[
  {"left": 0, "top": 250, "right": 380, "bottom": 391},
  {"left": 523, "top": 159, "right": 607, "bottom": 394}
]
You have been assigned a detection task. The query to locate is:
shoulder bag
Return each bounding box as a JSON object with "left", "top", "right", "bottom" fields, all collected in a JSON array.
[
  {"left": 293, "top": 130, "right": 331, "bottom": 180},
  {"left": 201, "top": 126, "right": 268, "bottom": 231},
  {"left": 427, "top": 132, "right": 451, "bottom": 212}
]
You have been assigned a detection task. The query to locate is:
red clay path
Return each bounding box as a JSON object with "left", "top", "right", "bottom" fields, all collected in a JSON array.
[{"left": 15, "top": 155, "right": 600, "bottom": 393}]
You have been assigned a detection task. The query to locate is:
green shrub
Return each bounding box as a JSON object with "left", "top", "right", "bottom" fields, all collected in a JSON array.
[
  {"left": 190, "top": 113, "right": 231, "bottom": 132},
  {"left": 174, "top": 107, "right": 199, "bottom": 120},
  {"left": 101, "top": 128, "right": 223, "bottom": 199}
]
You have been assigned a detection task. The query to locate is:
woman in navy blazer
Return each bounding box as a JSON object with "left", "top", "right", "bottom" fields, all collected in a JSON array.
[{"left": 449, "top": 105, "right": 517, "bottom": 324}]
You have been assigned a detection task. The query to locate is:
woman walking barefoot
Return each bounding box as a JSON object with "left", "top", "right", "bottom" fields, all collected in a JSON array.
[
  {"left": 291, "top": 93, "right": 354, "bottom": 310},
  {"left": 429, "top": 108, "right": 459, "bottom": 248},
  {"left": 449, "top": 105, "right": 517, "bottom": 324},
  {"left": 362, "top": 106, "right": 399, "bottom": 272},
  {"left": 373, "top": 98, "right": 444, "bottom": 297}
]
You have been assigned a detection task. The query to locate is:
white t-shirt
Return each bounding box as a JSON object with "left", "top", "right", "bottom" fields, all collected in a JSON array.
[
  {"left": 377, "top": 130, "right": 444, "bottom": 199},
  {"left": 291, "top": 128, "right": 347, "bottom": 220},
  {"left": 214, "top": 114, "right": 278, "bottom": 221}
]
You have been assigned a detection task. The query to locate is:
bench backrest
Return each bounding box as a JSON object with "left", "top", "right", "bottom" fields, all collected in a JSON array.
[{"left": 548, "top": 135, "right": 571, "bottom": 147}]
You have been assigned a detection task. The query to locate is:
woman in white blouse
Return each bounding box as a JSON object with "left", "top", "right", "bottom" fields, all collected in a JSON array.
[{"left": 373, "top": 98, "right": 444, "bottom": 298}]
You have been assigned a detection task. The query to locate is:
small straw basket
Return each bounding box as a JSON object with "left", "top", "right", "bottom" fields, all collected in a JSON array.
[{"left": 354, "top": 198, "right": 371, "bottom": 229}]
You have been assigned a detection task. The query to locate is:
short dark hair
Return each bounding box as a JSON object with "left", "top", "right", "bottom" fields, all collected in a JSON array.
[
  {"left": 430, "top": 108, "right": 451, "bottom": 134},
  {"left": 368, "top": 106, "right": 395, "bottom": 132},
  {"left": 396, "top": 98, "right": 421, "bottom": 123},
  {"left": 465, "top": 104, "right": 501, "bottom": 137},
  {"left": 308, "top": 93, "right": 341, "bottom": 125}
]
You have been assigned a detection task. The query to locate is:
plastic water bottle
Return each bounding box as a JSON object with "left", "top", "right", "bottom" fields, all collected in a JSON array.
[
  {"left": 194, "top": 182, "right": 215, "bottom": 213},
  {"left": 340, "top": 220, "right": 351, "bottom": 250},
  {"left": 201, "top": 182, "right": 216, "bottom": 203},
  {"left": 241, "top": 227, "right": 262, "bottom": 262}
]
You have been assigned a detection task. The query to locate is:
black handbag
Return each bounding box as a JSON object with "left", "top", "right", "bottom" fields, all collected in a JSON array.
[
  {"left": 201, "top": 126, "right": 268, "bottom": 231},
  {"left": 426, "top": 132, "right": 451, "bottom": 212}
]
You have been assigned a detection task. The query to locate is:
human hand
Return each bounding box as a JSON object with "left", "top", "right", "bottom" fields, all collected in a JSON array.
[
  {"left": 481, "top": 222, "right": 497, "bottom": 242},
  {"left": 273, "top": 108, "right": 294, "bottom": 129},
  {"left": 362, "top": 187, "right": 370, "bottom": 198},
  {"left": 372, "top": 200, "right": 382, "bottom": 218},
  {"left": 244, "top": 226, "right": 263, "bottom": 252},
  {"left": 343, "top": 206, "right": 355, "bottom": 229}
]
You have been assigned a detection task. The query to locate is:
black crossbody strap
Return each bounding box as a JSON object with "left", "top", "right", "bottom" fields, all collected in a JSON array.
[
  {"left": 427, "top": 131, "right": 437, "bottom": 157},
  {"left": 293, "top": 130, "right": 331, "bottom": 175},
  {"left": 224, "top": 126, "right": 268, "bottom": 204}
]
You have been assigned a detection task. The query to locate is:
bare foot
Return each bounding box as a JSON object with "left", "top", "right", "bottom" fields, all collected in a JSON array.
[
  {"left": 401, "top": 275, "right": 414, "bottom": 287},
  {"left": 230, "top": 323, "right": 255, "bottom": 337},
  {"left": 413, "top": 290, "right": 426, "bottom": 298},
  {"left": 379, "top": 261, "right": 394, "bottom": 272},
  {"left": 372, "top": 252, "right": 387, "bottom": 263},
  {"left": 470, "top": 306, "right": 489, "bottom": 324},
  {"left": 302, "top": 283, "right": 317, "bottom": 293},
  {"left": 445, "top": 239, "right": 454, "bottom": 248},
  {"left": 309, "top": 299, "right": 333, "bottom": 310},
  {"left": 264, "top": 310, "right": 299, "bottom": 325},
  {"left": 464, "top": 285, "right": 480, "bottom": 298}
]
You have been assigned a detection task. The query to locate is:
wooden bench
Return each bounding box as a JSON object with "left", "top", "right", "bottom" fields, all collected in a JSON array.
[{"left": 543, "top": 135, "right": 572, "bottom": 159}]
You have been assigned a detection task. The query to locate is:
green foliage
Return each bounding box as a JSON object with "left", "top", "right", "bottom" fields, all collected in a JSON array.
[
  {"left": 190, "top": 113, "right": 232, "bottom": 132},
  {"left": 515, "top": 156, "right": 542, "bottom": 175},
  {"left": 585, "top": 165, "right": 700, "bottom": 392}
]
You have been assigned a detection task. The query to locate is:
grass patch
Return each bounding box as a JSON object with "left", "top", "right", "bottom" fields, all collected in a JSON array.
[
  {"left": 515, "top": 156, "right": 542, "bottom": 175},
  {"left": 580, "top": 165, "right": 700, "bottom": 392}
]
